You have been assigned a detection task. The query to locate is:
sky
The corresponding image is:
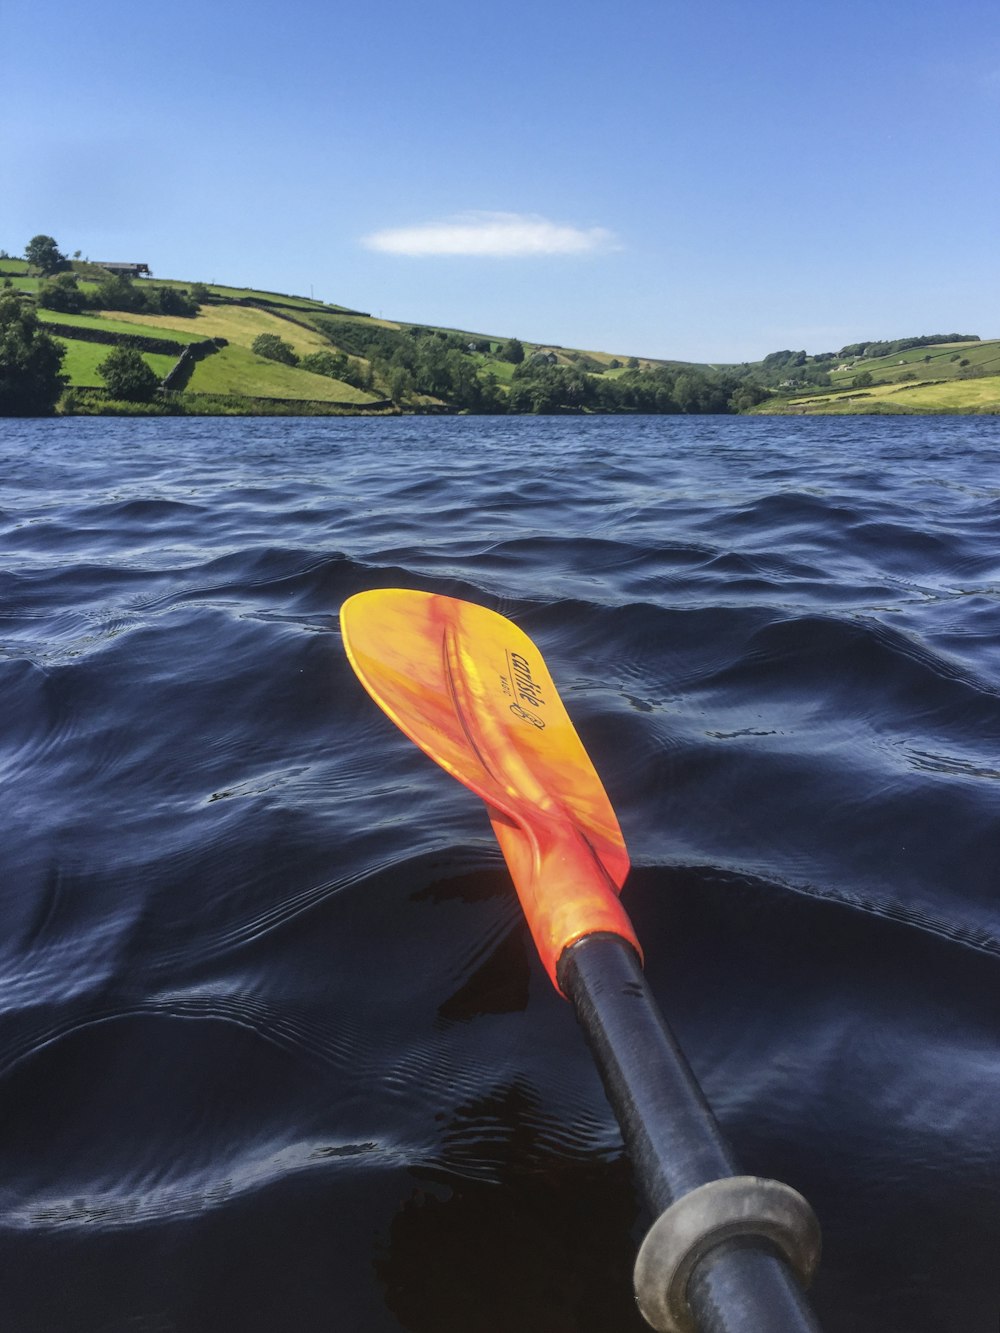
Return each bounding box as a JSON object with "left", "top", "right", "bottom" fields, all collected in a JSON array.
[{"left": 4, "top": 0, "right": 999, "bottom": 363}]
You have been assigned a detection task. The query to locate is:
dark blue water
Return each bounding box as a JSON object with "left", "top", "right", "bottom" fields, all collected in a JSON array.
[{"left": 1, "top": 415, "right": 998, "bottom": 1333}]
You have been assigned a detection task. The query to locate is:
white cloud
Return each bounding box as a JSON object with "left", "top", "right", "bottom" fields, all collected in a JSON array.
[{"left": 361, "top": 211, "right": 616, "bottom": 258}]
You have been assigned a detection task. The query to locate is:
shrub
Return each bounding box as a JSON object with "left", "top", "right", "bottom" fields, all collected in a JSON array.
[
  {"left": 251, "top": 333, "right": 299, "bottom": 366},
  {"left": 88, "top": 276, "right": 199, "bottom": 317},
  {"left": 144, "top": 285, "right": 199, "bottom": 316},
  {"left": 91, "top": 273, "right": 144, "bottom": 312},
  {"left": 39, "top": 273, "right": 86, "bottom": 314}
]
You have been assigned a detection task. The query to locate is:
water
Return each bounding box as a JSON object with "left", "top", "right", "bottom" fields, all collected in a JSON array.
[{"left": 1, "top": 415, "right": 998, "bottom": 1332}]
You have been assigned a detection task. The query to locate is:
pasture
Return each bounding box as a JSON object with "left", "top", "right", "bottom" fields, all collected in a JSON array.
[
  {"left": 54, "top": 337, "right": 179, "bottom": 388},
  {"left": 185, "top": 343, "right": 379, "bottom": 403}
]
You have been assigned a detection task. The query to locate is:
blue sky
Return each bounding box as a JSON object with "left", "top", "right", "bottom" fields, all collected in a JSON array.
[{"left": 5, "top": 0, "right": 999, "bottom": 362}]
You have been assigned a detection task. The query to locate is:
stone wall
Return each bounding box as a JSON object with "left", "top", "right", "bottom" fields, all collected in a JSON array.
[{"left": 160, "top": 339, "right": 227, "bottom": 391}]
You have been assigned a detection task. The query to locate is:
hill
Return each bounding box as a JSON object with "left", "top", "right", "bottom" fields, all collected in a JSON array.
[
  {"left": 2, "top": 247, "right": 999, "bottom": 415},
  {"left": 750, "top": 337, "right": 1000, "bottom": 415}
]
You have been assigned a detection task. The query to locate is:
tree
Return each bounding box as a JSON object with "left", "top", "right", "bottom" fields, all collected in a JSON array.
[
  {"left": 97, "top": 344, "right": 160, "bottom": 402},
  {"left": 851, "top": 370, "right": 874, "bottom": 389},
  {"left": 300, "top": 349, "right": 350, "bottom": 380},
  {"left": 25, "top": 234, "right": 68, "bottom": 276},
  {"left": 0, "top": 292, "right": 67, "bottom": 414},
  {"left": 673, "top": 372, "right": 704, "bottom": 413},
  {"left": 500, "top": 337, "right": 525, "bottom": 364},
  {"left": 251, "top": 333, "right": 299, "bottom": 366},
  {"left": 388, "top": 365, "right": 415, "bottom": 403}
]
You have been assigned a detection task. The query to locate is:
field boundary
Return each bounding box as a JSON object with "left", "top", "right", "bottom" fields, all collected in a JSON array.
[
  {"left": 44, "top": 320, "right": 201, "bottom": 357},
  {"left": 161, "top": 340, "right": 227, "bottom": 391}
]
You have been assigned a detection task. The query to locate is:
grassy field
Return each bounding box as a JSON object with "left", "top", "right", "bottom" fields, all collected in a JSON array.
[
  {"left": 477, "top": 356, "right": 516, "bottom": 384},
  {"left": 37, "top": 309, "right": 203, "bottom": 344},
  {"left": 185, "top": 343, "right": 379, "bottom": 403},
  {"left": 4, "top": 276, "right": 43, "bottom": 293},
  {"left": 827, "top": 339, "right": 1000, "bottom": 387},
  {"left": 55, "top": 337, "right": 179, "bottom": 388},
  {"left": 759, "top": 337, "right": 1000, "bottom": 414},
  {"left": 109, "top": 305, "right": 336, "bottom": 356},
  {"left": 300, "top": 308, "right": 407, "bottom": 334},
  {"left": 776, "top": 372, "right": 1000, "bottom": 414}
]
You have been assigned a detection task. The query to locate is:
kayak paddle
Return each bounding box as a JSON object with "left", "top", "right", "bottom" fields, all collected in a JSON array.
[{"left": 340, "top": 588, "right": 822, "bottom": 1333}]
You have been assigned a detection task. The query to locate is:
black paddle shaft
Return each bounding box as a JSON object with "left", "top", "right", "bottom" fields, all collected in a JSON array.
[{"left": 558, "top": 934, "right": 823, "bottom": 1333}]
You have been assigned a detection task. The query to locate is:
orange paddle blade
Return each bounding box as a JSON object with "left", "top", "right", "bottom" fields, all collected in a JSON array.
[{"left": 340, "top": 589, "right": 639, "bottom": 992}]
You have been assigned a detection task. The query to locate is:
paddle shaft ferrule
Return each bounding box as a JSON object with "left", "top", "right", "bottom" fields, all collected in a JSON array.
[{"left": 558, "top": 934, "right": 823, "bottom": 1333}]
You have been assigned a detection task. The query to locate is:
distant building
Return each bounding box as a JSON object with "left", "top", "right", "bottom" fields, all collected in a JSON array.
[{"left": 96, "top": 262, "right": 151, "bottom": 278}]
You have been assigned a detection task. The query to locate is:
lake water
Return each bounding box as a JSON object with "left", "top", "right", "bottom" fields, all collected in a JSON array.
[{"left": 1, "top": 414, "right": 998, "bottom": 1332}]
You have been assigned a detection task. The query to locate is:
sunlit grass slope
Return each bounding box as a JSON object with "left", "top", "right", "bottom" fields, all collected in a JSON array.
[
  {"left": 186, "top": 343, "right": 379, "bottom": 403},
  {"left": 782, "top": 374, "right": 1000, "bottom": 415},
  {"left": 109, "top": 305, "right": 333, "bottom": 357},
  {"left": 37, "top": 309, "right": 204, "bottom": 344},
  {"left": 827, "top": 339, "right": 1000, "bottom": 388}
]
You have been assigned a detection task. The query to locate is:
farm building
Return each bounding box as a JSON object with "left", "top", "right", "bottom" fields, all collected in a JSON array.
[{"left": 96, "top": 262, "right": 152, "bottom": 278}]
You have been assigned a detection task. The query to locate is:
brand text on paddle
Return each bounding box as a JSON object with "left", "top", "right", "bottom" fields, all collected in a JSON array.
[{"left": 505, "top": 650, "right": 546, "bottom": 728}]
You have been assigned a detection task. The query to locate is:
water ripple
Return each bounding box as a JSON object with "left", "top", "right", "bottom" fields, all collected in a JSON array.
[{"left": 1, "top": 415, "right": 999, "bottom": 1333}]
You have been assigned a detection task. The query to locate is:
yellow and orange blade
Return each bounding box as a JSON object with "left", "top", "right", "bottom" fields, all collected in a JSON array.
[{"left": 340, "top": 589, "right": 640, "bottom": 991}]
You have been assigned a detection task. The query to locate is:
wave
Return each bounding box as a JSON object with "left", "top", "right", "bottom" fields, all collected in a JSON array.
[{"left": 1, "top": 415, "right": 999, "bottom": 1332}]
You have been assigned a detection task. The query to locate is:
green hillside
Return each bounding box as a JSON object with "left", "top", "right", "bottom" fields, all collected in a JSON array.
[
  {"left": 755, "top": 335, "right": 1000, "bottom": 415},
  {"left": 2, "top": 241, "right": 999, "bottom": 415}
]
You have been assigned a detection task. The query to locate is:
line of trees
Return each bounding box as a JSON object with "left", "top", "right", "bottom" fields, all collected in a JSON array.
[
  {"left": 506, "top": 360, "right": 770, "bottom": 414},
  {"left": 38, "top": 271, "right": 200, "bottom": 318},
  {"left": 310, "top": 318, "right": 770, "bottom": 413},
  {"left": 251, "top": 333, "right": 376, "bottom": 392},
  {"left": 838, "top": 334, "right": 979, "bottom": 359}
]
